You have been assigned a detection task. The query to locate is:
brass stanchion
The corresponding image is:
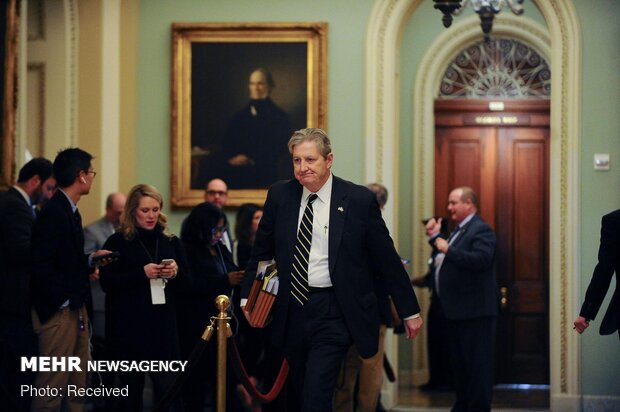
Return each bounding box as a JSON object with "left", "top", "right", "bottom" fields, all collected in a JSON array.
[{"left": 214, "top": 295, "right": 232, "bottom": 412}]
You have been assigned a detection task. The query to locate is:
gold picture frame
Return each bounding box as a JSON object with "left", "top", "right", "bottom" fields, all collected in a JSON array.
[
  {"left": 171, "top": 22, "right": 328, "bottom": 208},
  {"left": 1, "top": 0, "right": 18, "bottom": 190}
]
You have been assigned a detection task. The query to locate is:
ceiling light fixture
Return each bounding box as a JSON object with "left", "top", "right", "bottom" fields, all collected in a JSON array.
[{"left": 433, "top": 0, "right": 525, "bottom": 41}]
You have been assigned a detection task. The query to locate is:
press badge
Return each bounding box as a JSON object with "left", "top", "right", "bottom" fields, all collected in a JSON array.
[{"left": 150, "top": 278, "right": 166, "bottom": 305}]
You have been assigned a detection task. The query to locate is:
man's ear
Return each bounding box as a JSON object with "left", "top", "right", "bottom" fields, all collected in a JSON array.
[
  {"left": 326, "top": 152, "right": 334, "bottom": 169},
  {"left": 27, "top": 175, "right": 41, "bottom": 191}
]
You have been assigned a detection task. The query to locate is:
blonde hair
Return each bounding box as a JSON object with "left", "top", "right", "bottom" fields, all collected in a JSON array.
[{"left": 118, "top": 184, "right": 171, "bottom": 239}]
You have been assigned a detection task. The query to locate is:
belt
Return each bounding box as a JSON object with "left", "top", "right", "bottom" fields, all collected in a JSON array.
[{"left": 307, "top": 286, "right": 333, "bottom": 293}]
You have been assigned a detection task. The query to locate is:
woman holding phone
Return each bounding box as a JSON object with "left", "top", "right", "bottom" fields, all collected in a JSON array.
[{"left": 100, "top": 184, "right": 188, "bottom": 412}]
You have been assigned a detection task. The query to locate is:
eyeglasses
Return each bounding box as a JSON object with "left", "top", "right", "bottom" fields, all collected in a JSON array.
[
  {"left": 211, "top": 225, "right": 228, "bottom": 234},
  {"left": 206, "top": 190, "right": 227, "bottom": 197},
  {"left": 87, "top": 170, "right": 97, "bottom": 178}
]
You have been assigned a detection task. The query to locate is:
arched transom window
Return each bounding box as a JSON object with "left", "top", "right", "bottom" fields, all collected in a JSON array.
[{"left": 439, "top": 38, "right": 550, "bottom": 99}]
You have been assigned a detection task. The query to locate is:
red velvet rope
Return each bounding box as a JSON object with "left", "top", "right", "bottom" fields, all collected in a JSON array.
[{"left": 228, "top": 339, "right": 289, "bottom": 404}]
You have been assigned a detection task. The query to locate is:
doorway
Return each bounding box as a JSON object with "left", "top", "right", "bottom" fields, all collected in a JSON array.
[{"left": 434, "top": 99, "right": 550, "bottom": 384}]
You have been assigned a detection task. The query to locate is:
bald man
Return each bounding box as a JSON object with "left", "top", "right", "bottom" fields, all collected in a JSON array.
[
  {"left": 84, "top": 192, "right": 126, "bottom": 253},
  {"left": 427, "top": 187, "right": 498, "bottom": 412}
]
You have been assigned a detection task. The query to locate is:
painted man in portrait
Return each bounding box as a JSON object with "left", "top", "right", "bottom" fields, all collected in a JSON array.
[{"left": 221, "top": 68, "right": 293, "bottom": 189}]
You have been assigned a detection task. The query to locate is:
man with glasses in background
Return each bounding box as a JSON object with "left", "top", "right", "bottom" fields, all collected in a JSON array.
[{"left": 203, "top": 178, "right": 233, "bottom": 252}]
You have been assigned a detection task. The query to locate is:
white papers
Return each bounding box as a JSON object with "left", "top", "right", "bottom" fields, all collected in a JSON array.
[
  {"left": 265, "top": 275, "right": 279, "bottom": 294},
  {"left": 257, "top": 259, "right": 276, "bottom": 280}
]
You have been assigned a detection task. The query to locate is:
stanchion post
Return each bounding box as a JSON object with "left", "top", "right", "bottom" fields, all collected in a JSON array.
[{"left": 214, "top": 295, "right": 231, "bottom": 412}]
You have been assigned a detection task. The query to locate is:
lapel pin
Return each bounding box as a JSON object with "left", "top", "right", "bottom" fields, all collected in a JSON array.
[{"left": 338, "top": 207, "right": 344, "bottom": 212}]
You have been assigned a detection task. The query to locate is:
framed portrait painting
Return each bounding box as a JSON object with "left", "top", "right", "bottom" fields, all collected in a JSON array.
[{"left": 171, "top": 22, "right": 328, "bottom": 207}]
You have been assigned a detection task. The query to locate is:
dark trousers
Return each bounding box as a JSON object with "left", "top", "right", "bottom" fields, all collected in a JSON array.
[
  {"left": 283, "top": 289, "right": 352, "bottom": 412},
  {"left": 446, "top": 316, "right": 496, "bottom": 412},
  {"left": 427, "top": 297, "right": 453, "bottom": 388},
  {"left": 0, "top": 318, "right": 38, "bottom": 412}
]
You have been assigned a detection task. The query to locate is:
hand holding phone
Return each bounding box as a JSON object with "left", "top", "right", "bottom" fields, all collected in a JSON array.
[
  {"left": 92, "top": 251, "right": 120, "bottom": 266},
  {"left": 158, "top": 259, "right": 178, "bottom": 279}
]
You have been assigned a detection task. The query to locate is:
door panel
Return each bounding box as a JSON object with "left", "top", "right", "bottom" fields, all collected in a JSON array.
[
  {"left": 435, "top": 127, "right": 496, "bottom": 228},
  {"left": 496, "top": 127, "right": 549, "bottom": 383},
  {"left": 434, "top": 101, "right": 549, "bottom": 384}
]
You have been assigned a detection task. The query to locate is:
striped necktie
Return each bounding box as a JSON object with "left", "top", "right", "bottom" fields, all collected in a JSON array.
[{"left": 291, "top": 193, "right": 318, "bottom": 306}]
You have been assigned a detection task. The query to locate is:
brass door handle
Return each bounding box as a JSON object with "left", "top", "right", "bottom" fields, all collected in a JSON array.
[{"left": 500, "top": 287, "right": 508, "bottom": 310}]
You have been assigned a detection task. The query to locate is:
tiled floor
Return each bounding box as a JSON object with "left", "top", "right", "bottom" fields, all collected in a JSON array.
[{"left": 393, "top": 385, "right": 550, "bottom": 411}]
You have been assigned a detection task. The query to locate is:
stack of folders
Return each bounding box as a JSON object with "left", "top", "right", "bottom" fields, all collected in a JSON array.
[{"left": 246, "top": 260, "right": 279, "bottom": 328}]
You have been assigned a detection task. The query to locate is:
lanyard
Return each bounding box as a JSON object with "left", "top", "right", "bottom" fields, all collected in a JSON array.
[{"left": 138, "top": 236, "right": 159, "bottom": 263}]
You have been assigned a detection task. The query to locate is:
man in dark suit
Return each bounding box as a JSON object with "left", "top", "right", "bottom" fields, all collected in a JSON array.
[
  {"left": 0, "top": 157, "right": 53, "bottom": 412},
  {"left": 574, "top": 209, "right": 620, "bottom": 338},
  {"left": 30, "top": 148, "right": 109, "bottom": 412},
  {"left": 241, "top": 128, "right": 423, "bottom": 411},
  {"left": 426, "top": 187, "right": 498, "bottom": 412}
]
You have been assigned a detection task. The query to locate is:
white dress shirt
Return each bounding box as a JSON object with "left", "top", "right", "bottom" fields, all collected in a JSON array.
[
  {"left": 433, "top": 212, "right": 475, "bottom": 295},
  {"left": 299, "top": 174, "right": 333, "bottom": 288}
]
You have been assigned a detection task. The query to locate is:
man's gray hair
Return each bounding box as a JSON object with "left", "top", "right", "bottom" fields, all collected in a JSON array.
[{"left": 287, "top": 128, "right": 332, "bottom": 158}]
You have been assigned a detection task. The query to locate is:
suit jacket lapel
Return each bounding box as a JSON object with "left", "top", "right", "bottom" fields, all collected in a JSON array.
[
  {"left": 328, "top": 177, "right": 348, "bottom": 275},
  {"left": 450, "top": 216, "right": 476, "bottom": 247},
  {"left": 286, "top": 183, "right": 304, "bottom": 257},
  {"left": 9, "top": 187, "right": 29, "bottom": 207},
  {"left": 55, "top": 191, "right": 83, "bottom": 255}
]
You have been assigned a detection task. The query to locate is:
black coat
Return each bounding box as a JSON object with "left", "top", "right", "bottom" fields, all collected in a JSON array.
[
  {"left": 579, "top": 209, "right": 620, "bottom": 335},
  {"left": 30, "top": 191, "right": 91, "bottom": 324},
  {"left": 0, "top": 187, "right": 35, "bottom": 324},
  {"left": 177, "top": 241, "right": 238, "bottom": 351},
  {"left": 435, "top": 214, "right": 499, "bottom": 320},
  {"left": 100, "top": 226, "right": 188, "bottom": 360}
]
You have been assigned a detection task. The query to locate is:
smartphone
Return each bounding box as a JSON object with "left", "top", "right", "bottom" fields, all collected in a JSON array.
[
  {"left": 92, "top": 251, "right": 120, "bottom": 264},
  {"left": 160, "top": 259, "right": 174, "bottom": 266}
]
